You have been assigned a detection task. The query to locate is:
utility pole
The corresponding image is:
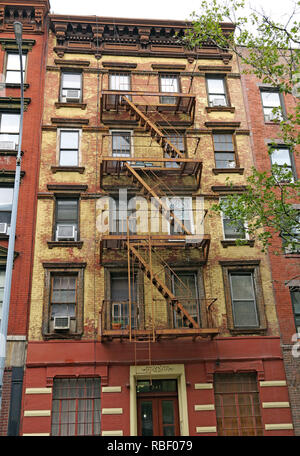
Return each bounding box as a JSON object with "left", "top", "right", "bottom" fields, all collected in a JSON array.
[{"left": 0, "top": 21, "right": 24, "bottom": 408}]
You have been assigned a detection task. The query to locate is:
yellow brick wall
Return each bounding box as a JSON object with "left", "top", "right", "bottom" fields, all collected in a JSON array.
[{"left": 28, "top": 31, "right": 279, "bottom": 340}]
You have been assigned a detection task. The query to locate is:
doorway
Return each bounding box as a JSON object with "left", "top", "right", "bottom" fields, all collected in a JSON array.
[{"left": 137, "top": 379, "right": 180, "bottom": 436}]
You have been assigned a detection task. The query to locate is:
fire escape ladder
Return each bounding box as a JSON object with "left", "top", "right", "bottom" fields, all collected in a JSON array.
[
  {"left": 122, "top": 96, "right": 184, "bottom": 159},
  {"left": 124, "top": 162, "right": 192, "bottom": 236},
  {"left": 128, "top": 244, "right": 199, "bottom": 329}
]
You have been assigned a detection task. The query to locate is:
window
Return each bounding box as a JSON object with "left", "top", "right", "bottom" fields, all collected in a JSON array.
[
  {"left": 51, "top": 377, "right": 101, "bottom": 436},
  {"left": 229, "top": 272, "right": 259, "bottom": 327},
  {"left": 171, "top": 271, "right": 200, "bottom": 327},
  {"left": 60, "top": 72, "right": 82, "bottom": 102},
  {"left": 111, "top": 131, "right": 132, "bottom": 157},
  {"left": 282, "top": 212, "right": 300, "bottom": 253},
  {"left": 109, "top": 192, "right": 136, "bottom": 234},
  {"left": 108, "top": 72, "right": 131, "bottom": 104},
  {"left": 261, "top": 90, "right": 283, "bottom": 122},
  {"left": 0, "top": 187, "right": 13, "bottom": 232},
  {"left": 0, "top": 270, "right": 5, "bottom": 326},
  {"left": 0, "top": 113, "right": 20, "bottom": 149},
  {"left": 110, "top": 271, "right": 137, "bottom": 329},
  {"left": 220, "top": 197, "right": 247, "bottom": 240},
  {"left": 214, "top": 373, "right": 263, "bottom": 436},
  {"left": 59, "top": 130, "right": 80, "bottom": 166},
  {"left": 291, "top": 287, "right": 300, "bottom": 333},
  {"left": 213, "top": 133, "right": 236, "bottom": 169},
  {"left": 55, "top": 198, "right": 78, "bottom": 241},
  {"left": 167, "top": 197, "right": 194, "bottom": 235},
  {"left": 5, "top": 52, "right": 26, "bottom": 84},
  {"left": 221, "top": 261, "right": 267, "bottom": 332},
  {"left": 42, "top": 263, "right": 85, "bottom": 338},
  {"left": 270, "top": 147, "right": 296, "bottom": 181},
  {"left": 50, "top": 274, "right": 77, "bottom": 320},
  {"left": 159, "top": 74, "right": 179, "bottom": 104},
  {"left": 206, "top": 76, "right": 227, "bottom": 107},
  {"left": 165, "top": 134, "right": 184, "bottom": 167}
]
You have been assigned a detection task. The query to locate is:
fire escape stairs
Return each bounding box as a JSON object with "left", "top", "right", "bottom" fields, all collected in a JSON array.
[
  {"left": 122, "top": 95, "right": 184, "bottom": 159},
  {"left": 127, "top": 243, "right": 199, "bottom": 329}
]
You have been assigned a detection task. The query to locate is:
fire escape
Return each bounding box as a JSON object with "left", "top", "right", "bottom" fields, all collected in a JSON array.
[{"left": 98, "top": 83, "right": 218, "bottom": 343}]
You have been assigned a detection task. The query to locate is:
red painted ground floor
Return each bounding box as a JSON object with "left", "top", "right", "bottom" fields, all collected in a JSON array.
[{"left": 20, "top": 336, "right": 294, "bottom": 436}]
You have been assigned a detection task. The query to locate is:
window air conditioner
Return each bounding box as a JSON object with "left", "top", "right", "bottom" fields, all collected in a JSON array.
[
  {"left": 65, "top": 89, "right": 80, "bottom": 102},
  {"left": 0, "top": 223, "right": 8, "bottom": 234},
  {"left": 54, "top": 316, "right": 70, "bottom": 330},
  {"left": 212, "top": 98, "right": 226, "bottom": 107},
  {"left": 0, "top": 141, "right": 16, "bottom": 150},
  {"left": 56, "top": 224, "right": 77, "bottom": 241}
]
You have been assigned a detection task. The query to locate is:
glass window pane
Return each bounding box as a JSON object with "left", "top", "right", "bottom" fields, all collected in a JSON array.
[
  {"left": 57, "top": 200, "right": 78, "bottom": 222},
  {"left": 161, "top": 75, "right": 178, "bottom": 93},
  {"left": 109, "top": 73, "right": 130, "bottom": 91},
  {"left": 60, "top": 131, "right": 79, "bottom": 149},
  {"left": 0, "top": 114, "right": 20, "bottom": 133},
  {"left": 162, "top": 400, "right": 175, "bottom": 425},
  {"left": 230, "top": 274, "right": 255, "bottom": 300},
  {"left": 0, "top": 188, "right": 13, "bottom": 210},
  {"left": 271, "top": 149, "right": 291, "bottom": 166},
  {"left": 233, "top": 300, "right": 258, "bottom": 326},
  {"left": 223, "top": 219, "right": 246, "bottom": 239},
  {"left": 291, "top": 289, "right": 300, "bottom": 313},
  {"left": 60, "top": 150, "right": 78, "bottom": 166},
  {"left": 62, "top": 73, "right": 81, "bottom": 88},
  {"left": 6, "top": 54, "right": 26, "bottom": 71},
  {"left": 207, "top": 78, "right": 225, "bottom": 94},
  {"left": 141, "top": 401, "right": 153, "bottom": 436},
  {"left": 261, "top": 91, "right": 281, "bottom": 107}
]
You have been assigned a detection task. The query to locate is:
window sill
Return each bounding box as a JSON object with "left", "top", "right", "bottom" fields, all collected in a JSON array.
[
  {"left": 51, "top": 166, "right": 85, "bottom": 174},
  {"left": 206, "top": 106, "right": 235, "bottom": 113},
  {"left": 0, "top": 233, "right": 9, "bottom": 240},
  {"left": 47, "top": 241, "right": 83, "bottom": 249},
  {"left": 55, "top": 101, "right": 86, "bottom": 109},
  {"left": 43, "top": 332, "right": 82, "bottom": 340},
  {"left": 213, "top": 168, "right": 244, "bottom": 175},
  {"left": 5, "top": 83, "right": 29, "bottom": 90},
  {"left": 229, "top": 327, "right": 267, "bottom": 335},
  {"left": 221, "top": 240, "right": 255, "bottom": 248}
]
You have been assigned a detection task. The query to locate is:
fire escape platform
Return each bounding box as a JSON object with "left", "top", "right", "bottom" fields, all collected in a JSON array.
[
  {"left": 99, "top": 157, "right": 202, "bottom": 191},
  {"left": 101, "top": 90, "right": 196, "bottom": 125},
  {"left": 99, "top": 234, "right": 211, "bottom": 264},
  {"left": 99, "top": 327, "right": 219, "bottom": 341}
]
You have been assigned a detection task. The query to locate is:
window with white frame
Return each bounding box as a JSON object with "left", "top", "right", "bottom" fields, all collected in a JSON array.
[
  {"left": 261, "top": 90, "right": 283, "bottom": 122},
  {"left": 206, "top": 76, "right": 228, "bottom": 107},
  {"left": 229, "top": 271, "right": 259, "bottom": 328},
  {"left": 0, "top": 187, "right": 13, "bottom": 233},
  {"left": 220, "top": 197, "right": 247, "bottom": 240},
  {"left": 5, "top": 52, "right": 26, "bottom": 84},
  {"left": 270, "top": 147, "right": 296, "bottom": 181},
  {"left": 0, "top": 113, "right": 20, "bottom": 150},
  {"left": 160, "top": 74, "right": 179, "bottom": 104},
  {"left": 55, "top": 198, "right": 79, "bottom": 242},
  {"left": 59, "top": 130, "right": 80, "bottom": 166},
  {"left": 213, "top": 133, "right": 236, "bottom": 169},
  {"left": 60, "top": 72, "right": 82, "bottom": 102},
  {"left": 111, "top": 130, "right": 132, "bottom": 157},
  {"left": 167, "top": 197, "right": 194, "bottom": 235}
]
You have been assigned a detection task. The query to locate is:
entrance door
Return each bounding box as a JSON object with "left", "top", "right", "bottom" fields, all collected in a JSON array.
[{"left": 137, "top": 396, "right": 180, "bottom": 436}]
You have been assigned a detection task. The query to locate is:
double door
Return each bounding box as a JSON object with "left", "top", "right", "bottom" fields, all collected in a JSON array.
[{"left": 137, "top": 395, "right": 180, "bottom": 436}]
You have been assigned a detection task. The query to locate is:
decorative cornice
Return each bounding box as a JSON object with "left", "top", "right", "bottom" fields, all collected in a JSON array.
[
  {"left": 0, "top": 37, "right": 35, "bottom": 51},
  {"left": 0, "top": 1, "right": 50, "bottom": 34},
  {"left": 49, "top": 15, "right": 234, "bottom": 60},
  {"left": 0, "top": 96, "right": 31, "bottom": 111}
]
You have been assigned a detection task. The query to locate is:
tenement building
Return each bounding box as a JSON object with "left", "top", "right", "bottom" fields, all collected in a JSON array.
[
  {"left": 0, "top": 8, "right": 295, "bottom": 436},
  {"left": 0, "top": 0, "right": 49, "bottom": 436},
  {"left": 239, "top": 56, "right": 300, "bottom": 434}
]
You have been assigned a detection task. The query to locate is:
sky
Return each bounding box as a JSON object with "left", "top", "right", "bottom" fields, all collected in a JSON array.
[{"left": 49, "top": 0, "right": 299, "bottom": 23}]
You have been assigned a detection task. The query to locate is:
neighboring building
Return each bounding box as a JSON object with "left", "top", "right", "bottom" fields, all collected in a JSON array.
[
  {"left": 239, "top": 59, "right": 300, "bottom": 434},
  {"left": 10, "top": 12, "right": 293, "bottom": 437},
  {"left": 0, "top": 0, "right": 49, "bottom": 436}
]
